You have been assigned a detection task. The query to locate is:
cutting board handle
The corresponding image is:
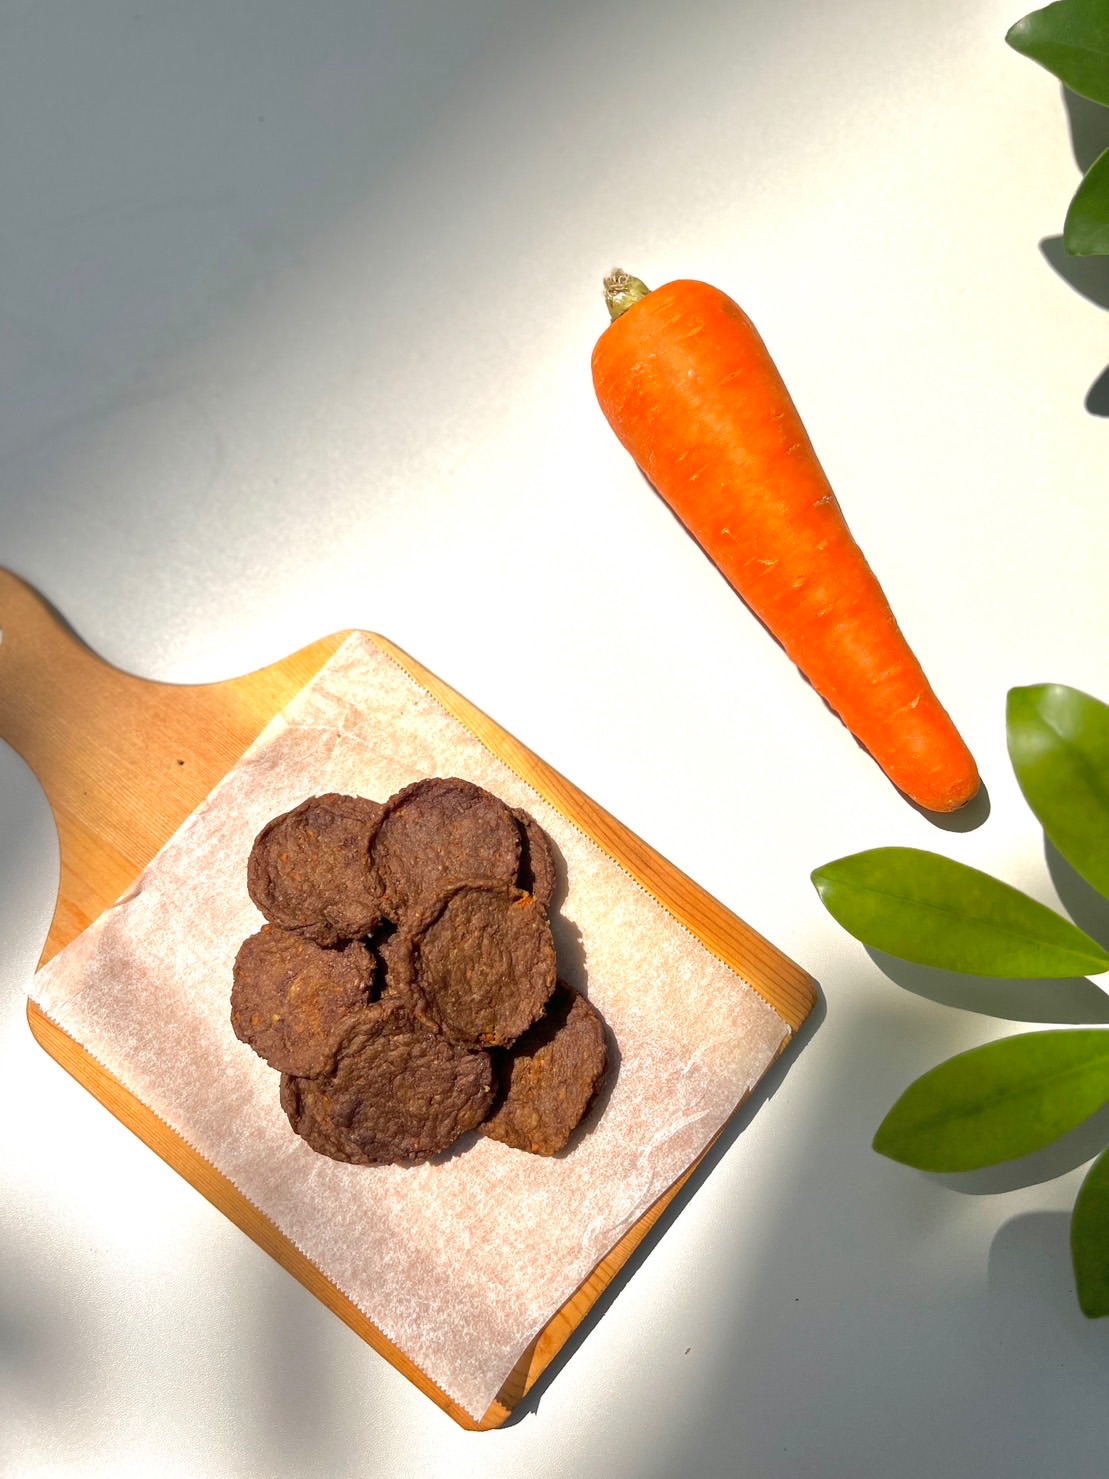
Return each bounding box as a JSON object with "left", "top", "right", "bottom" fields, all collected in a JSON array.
[
  {"left": 0, "top": 568, "right": 152, "bottom": 793},
  {"left": 0, "top": 567, "right": 347, "bottom": 959}
]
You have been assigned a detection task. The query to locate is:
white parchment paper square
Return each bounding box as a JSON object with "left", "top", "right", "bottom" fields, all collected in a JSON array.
[{"left": 31, "top": 634, "right": 790, "bottom": 1418}]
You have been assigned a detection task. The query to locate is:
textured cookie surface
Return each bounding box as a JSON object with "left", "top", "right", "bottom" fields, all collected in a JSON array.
[
  {"left": 280, "top": 1002, "right": 495, "bottom": 1164},
  {"left": 406, "top": 882, "right": 557, "bottom": 1047},
  {"left": 369, "top": 777, "right": 521, "bottom": 920},
  {"left": 231, "top": 926, "right": 375, "bottom": 1076},
  {"left": 483, "top": 983, "right": 608, "bottom": 1155},
  {"left": 247, "top": 793, "right": 384, "bottom": 944}
]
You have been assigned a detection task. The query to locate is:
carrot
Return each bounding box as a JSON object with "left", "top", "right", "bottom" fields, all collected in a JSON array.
[{"left": 591, "top": 271, "right": 980, "bottom": 813}]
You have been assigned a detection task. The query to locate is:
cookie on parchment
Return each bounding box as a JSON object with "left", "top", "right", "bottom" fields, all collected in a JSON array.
[
  {"left": 482, "top": 983, "right": 608, "bottom": 1156},
  {"left": 369, "top": 777, "right": 521, "bottom": 921},
  {"left": 511, "top": 807, "right": 558, "bottom": 912},
  {"left": 401, "top": 881, "right": 557, "bottom": 1048},
  {"left": 231, "top": 925, "right": 375, "bottom": 1077},
  {"left": 279, "top": 1002, "right": 496, "bottom": 1165},
  {"left": 247, "top": 793, "right": 384, "bottom": 945}
]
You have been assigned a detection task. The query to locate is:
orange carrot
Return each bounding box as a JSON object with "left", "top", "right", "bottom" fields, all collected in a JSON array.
[{"left": 591, "top": 271, "right": 980, "bottom": 813}]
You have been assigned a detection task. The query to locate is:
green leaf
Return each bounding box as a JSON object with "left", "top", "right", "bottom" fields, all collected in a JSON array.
[
  {"left": 1064, "top": 147, "right": 1109, "bottom": 254},
  {"left": 1072, "top": 1143, "right": 1109, "bottom": 1315},
  {"left": 874, "top": 1029, "right": 1109, "bottom": 1170},
  {"left": 812, "top": 847, "right": 1109, "bottom": 978},
  {"left": 1006, "top": 0, "right": 1109, "bottom": 107},
  {"left": 1008, "top": 684, "right": 1109, "bottom": 897}
]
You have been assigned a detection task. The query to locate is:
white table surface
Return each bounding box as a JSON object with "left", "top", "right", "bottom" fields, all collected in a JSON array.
[{"left": 3, "top": 2, "right": 1108, "bottom": 1474}]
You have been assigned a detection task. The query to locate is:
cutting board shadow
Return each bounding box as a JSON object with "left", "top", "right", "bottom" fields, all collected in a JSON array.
[{"left": 0, "top": 567, "right": 817, "bottom": 1429}]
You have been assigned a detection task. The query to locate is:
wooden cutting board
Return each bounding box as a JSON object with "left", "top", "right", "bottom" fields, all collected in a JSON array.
[{"left": 0, "top": 566, "right": 817, "bottom": 1429}]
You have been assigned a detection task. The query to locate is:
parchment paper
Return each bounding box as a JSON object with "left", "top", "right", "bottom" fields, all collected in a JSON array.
[{"left": 30, "top": 634, "right": 790, "bottom": 1419}]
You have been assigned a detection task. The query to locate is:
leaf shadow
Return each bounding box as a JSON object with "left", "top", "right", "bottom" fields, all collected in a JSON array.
[
  {"left": 1044, "top": 837, "right": 1109, "bottom": 951},
  {"left": 985, "top": 1210, "right": 1103, "bottom": 1335},
  {"left": 984, "top": 1211, "right": 1109, "bottom": 1381},
  {"left": 1045, "top": 89, "right": 1109, "bottom": 329},
  {"left": 924, "top": 1097, "right": 1109, "bottom": 1196},
  {"left": 1084, "top": 364, "right": 1109, "bottom": 415},
  {"left": 1064, "top": 87, "right": 1109, "bottom": 176},
  {"left": 864, "top": 945, "right": 1109, "bottom": 1024},
  {"left": 1040, "top": 235, "right": 1109, "bottom": 310}
]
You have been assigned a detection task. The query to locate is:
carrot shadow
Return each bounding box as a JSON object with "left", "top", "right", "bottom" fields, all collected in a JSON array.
[{"left": 905, "top": 780, "right": 990, "bottom": 832}]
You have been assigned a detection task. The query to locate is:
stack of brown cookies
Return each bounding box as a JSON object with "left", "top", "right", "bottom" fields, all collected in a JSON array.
[{"left": 231, "top": 778, "right": 609, "bottom": 1165}]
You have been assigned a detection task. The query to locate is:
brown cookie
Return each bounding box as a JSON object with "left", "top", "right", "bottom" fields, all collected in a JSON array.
[
  {"left": 247, "top": 793, "right": 384, "bottom": 945},
  {"left": 512, "top": 807, "right": 558, "bottom": 911},
  {"left": 231, "top": 926, "right": 375, "bottom": 1076},
  {"left": 372, "top": 925, "right": 406, "bottom": 997},
  {"left": 401, "top": 882, "right": 557, "bottom": 1047},
  {"left": 369, "top": 777, "right": 521, "bottom": 921},
  {"left": 482, "top": 983, "right": 608, "bottom": 1156},
  {"left": 279, "top": 1002, "right": 496, "bottom": 1165}
]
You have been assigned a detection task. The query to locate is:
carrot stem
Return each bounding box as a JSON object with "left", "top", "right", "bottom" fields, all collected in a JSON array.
[{"left": 603, "top": 269, "right": 651, "bottom": 322}]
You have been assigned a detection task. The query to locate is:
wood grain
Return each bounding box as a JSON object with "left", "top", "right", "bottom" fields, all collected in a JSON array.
[{"left": 1, "top": 567, "right": 817, "bottom": 1429}]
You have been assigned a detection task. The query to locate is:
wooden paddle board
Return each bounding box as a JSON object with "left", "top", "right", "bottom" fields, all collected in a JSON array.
[{"left": 0, "top": 567, "right": 817, "bottom": 1428}]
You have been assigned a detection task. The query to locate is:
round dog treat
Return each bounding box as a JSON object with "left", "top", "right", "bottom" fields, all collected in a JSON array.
[
  {"left": 247, "top": 793, "right": 384, "bottom": 945},
  {"left": 278, "top": 1071, "right": 357, "bottom": 1164},
  {"left": 482, "top": 983, "right": 608, "bottom": 1156},
  {"left": 369, "top": 777, "right": 521, "bottom": 921},
  {"left": 512, "top": 807, "right": 558, "bottom": 911},
  {"left": 405, "top": 882, "right": 557, "bottom": 1047},
  {"left": 231, "top": 926, "right": 374, "bottom": 1076},
  {"left": 279, "top": 1002, "right": 496, "bottom": 1165}
]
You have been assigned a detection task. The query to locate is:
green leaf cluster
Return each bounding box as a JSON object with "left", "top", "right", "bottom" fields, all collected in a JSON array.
[
  {"left": 812, "top": 685, "right": 1109, "bottom": 1317},
  {"left": 1006, "top": 0, "right": 1109, "bottom": 254}
]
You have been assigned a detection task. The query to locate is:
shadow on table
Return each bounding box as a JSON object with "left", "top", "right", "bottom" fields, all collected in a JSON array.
[
  {"left": 862, "top": 840, "right": 1109, "bottom": 1195},
  {"left": 502, "top": 981, "right": 828, "bottom": 1426},
  {"left": 643, "top": 992, "right": 1109, "bottom": 1479},
  {"left": 1045, "top": 838, "right": 1109, "bottom": 951},
  {"left": 863, "top": 946, "right": 1109, "bottom": 1026},
  {"left": 1040, "top": 89, "right": 1109, "bottom": 415},
  {"left": 857, "top": 839, "right": 1109, "bottom": 1030}
]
